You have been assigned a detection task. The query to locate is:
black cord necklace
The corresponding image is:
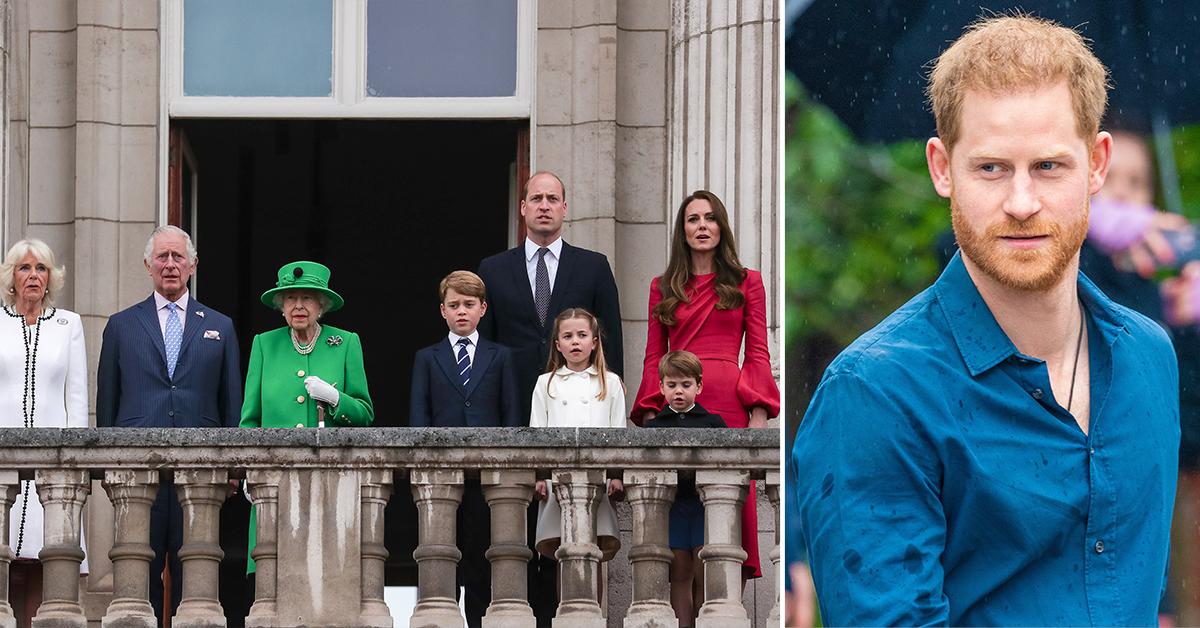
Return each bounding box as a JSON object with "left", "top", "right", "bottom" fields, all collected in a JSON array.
[
  {"left": 3, "top": 303, "right": 56, "bottom": 557},
  {"left": 1066, "top": 302, "right": 1085, "bottom": 415}
]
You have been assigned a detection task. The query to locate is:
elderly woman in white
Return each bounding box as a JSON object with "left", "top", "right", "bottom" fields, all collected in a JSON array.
[{"left": 0, "top": 238, "right": 88, "bottom": 624}]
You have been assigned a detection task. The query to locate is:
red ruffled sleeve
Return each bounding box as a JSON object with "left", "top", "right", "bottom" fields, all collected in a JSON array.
[
  {"left": 735, "top": 270, "right": 781, "bottom": 417},
  {"left": 631, "top": 277, "right": 668, "bottom": 425}
]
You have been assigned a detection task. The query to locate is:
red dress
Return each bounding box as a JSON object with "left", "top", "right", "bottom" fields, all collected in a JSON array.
[{"left": 631, "top": 269, "right": 781, "bottom": 578}]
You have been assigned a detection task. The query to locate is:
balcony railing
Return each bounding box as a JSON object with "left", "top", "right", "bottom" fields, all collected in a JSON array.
[{"left": 0, "top": 427, "right": 780, "bottom": 628}]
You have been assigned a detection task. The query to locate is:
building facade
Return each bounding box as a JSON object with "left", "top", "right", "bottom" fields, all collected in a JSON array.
[{"left": 0, "top": 0, "right": 779, "bottom": 624}]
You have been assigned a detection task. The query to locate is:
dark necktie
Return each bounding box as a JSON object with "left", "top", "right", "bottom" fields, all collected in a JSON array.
[
  {"left": 456, "top": 338, "right": 472, "bottom": 387},
  {"left": 535, "top": 247, "right": 551, "bottom": 325}
]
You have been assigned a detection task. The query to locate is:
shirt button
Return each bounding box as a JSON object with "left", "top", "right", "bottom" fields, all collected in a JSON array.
[
  {"left": 581, "top": 398, "right": 589, "bottom": 404},
  {"left": 295, "top": 422, "right": 304, "bottom": 428},
  {"left": 297, "top": 370, "right": 305, "bottom": 377},
  {"left": 296, "top": 395, "right": 305, "bottom": 403},
  {"left": 1030, "top": 388, "right": 1044, "bottom": 400},
  {"left": 561, "top": 400, "right": 568, "bottom": 405},
  {"left": 1094, "top": 540, "right": 1105, "bottom": 554},
  {"left": 465, "top": 401, "right": 472, "bottom": 407},
  {"left": 171, "top": 385, "right": 176, "bottom": 390},
  {"left": 1090, "top": 448, "right": 1096, "bottom": 455},
  {"left": 168, "top": 410, "right": 175, "bottom": 417}
]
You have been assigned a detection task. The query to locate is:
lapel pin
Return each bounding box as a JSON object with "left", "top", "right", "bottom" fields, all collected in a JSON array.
[
  {"left": 327, "top": 335, "right": 343, "bottom": 346},
  {"left": 196, "top": 311, "right": 205, "bottom": 318}
]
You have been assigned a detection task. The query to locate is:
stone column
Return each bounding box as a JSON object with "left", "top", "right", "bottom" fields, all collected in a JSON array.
[
  {"left": 0, "top": 472, "right": 20, "bottom": 628},
  {"left": 695, "top": 470, "right": 750, "bottom": 628},
  {"left": 410, "top": 469, "right": 465, "bottom": 628},
  {"left": 172, "top": 470, "right": 227, "bottom": 628},
  {"left": 765, "top": 471, "right": 782, "bottom": 627},
  {"left": 32, "top": 469, "right": 90, "bottom": 628},
  {"left": 101, "top": 470, "right": 159, "bottom": 628},
  {"left": 359, "top": 469, "right": 393, "bottom": 628},
  {"left": 245, "top": 470, "right": 281, "bottom": 628},
  {"left": 551, "top": 470, "right": 605, "bottom": 628},
  {"left": 622, "top": 470, "right": 678, "bottom": 628},
  {"left": 480, "top": 470, "right": 535, "bottom": 628}
]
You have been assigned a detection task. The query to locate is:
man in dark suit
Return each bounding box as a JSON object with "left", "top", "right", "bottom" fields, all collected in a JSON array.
[
  {"left": 410, "top": 270, "right": 521, "bottom": 627},
  {"left": 97, "top": 225, "right": 242, "bottom": 623},
  {"left": 476, "top": 171, "right": 623, "bottom": 625}
]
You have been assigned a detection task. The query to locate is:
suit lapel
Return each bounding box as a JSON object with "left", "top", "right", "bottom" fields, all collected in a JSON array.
[
  {"left": 435, "top": 341, "right": 466, "bottom": 397},
  {"left": 135, "top": 296, "right": 168, "bottom": 367},
  {"left": 507, "top": 246, "right": 541, "bottom": 329},
  {"left": 547, "top": 241, "right": 576, "bottom": 319},
  {"left": 464, "top": 340, "right": 495, "bottom": 397},
  {"left": 179, "top": 298, "right": 205, "bottom": 357}
]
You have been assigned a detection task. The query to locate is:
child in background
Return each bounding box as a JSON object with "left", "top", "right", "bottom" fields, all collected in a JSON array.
[
  {"left": 530, "top": 308, "right": 625, "bottom": 564},
  {"left": 643, "top": 350, "right": 726, "bottom": 628}
]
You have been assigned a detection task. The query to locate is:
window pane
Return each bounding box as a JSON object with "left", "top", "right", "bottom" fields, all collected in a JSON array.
[
  {"left": 367, "top": 1, "right": 518, "bottom": 98},
  {"left": 184, "top": 0, "right": 333, "bottom": 97}
]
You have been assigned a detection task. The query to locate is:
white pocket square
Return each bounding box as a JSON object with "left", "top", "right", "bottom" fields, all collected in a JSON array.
[{"left": 203, "top": 330, "right": 221, "bottom": 340}]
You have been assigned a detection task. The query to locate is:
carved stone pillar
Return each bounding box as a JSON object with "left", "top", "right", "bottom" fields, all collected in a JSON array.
[
  {"left": 622, "top": 470, "right": 678, "bottom": 628},
  {"left": 410, "top": 469, "right": 465, "bottom": 628},
  {"left": 480, "top": 469, "right": 535, "bottom": 628},
  {"left": 172, "top": 470, "right": 227, "bottom": 628},
  {"left": 765, "top": 471, "right": 782, "bottom": 627},
  {"left": 695, "top": 470, "right": 750, "bottom": 628},
  {"left": 32, "top": 469, "right": 90, "bottom": 628},
  {"left": 0, "top": 471, "right": 20, "bottom": 628},
  {"left": 101, "top": 470, "right": 159, "bottom": 628},
  {"left": 551, "top": 469, "right": 604, "bottom": 628},
  {"left": 359, "top": 469, "right": 393, "bottom": 628},
  {"left": 245, "top": 470, "right": 281, "bottom": 628}
]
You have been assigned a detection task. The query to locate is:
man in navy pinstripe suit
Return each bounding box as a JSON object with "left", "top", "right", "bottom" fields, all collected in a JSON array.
[{"left": 97, "top": 225, "right": 242, "bottom": 622}]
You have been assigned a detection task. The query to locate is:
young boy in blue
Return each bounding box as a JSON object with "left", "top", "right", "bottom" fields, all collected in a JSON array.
[
  {"left": 643, "top": 350, "right": 725, "bottom": 628},
  {"left": 409, "top": 270, "right": 521, "bottom": 627}
]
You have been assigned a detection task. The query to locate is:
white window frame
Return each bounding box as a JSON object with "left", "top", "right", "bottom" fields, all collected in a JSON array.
[{"left": 163, "top": 0, "right": 534, "bottom": 119}]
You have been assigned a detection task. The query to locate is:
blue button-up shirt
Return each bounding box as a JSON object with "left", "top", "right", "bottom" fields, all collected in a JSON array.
[{"left": 792, "top": 252, "right": 1179, "bottom": 626}]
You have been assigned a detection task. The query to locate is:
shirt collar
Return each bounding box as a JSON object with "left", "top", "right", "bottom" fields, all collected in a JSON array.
[
  {"left": 525, "top": 237, "right": 563, "bottom": 262},
  {"left": 448, "top": 330, "right": 480, "bottom": 346},
  {"left": 555, "top": 364, "right": 598, "bottom": 377},
  {"left": 154, "top": 290, "right": 189, "bottom": 313},
  {"left": 935, "top": 251, "right": 1129, "bottom": 377}
]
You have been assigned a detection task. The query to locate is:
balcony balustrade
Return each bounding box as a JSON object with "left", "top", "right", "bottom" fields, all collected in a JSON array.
[{"left": 0, "top": 427, "right": 778, "bottom": 628}]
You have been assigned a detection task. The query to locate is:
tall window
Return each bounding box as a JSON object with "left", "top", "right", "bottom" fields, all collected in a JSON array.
[{"left": 167, "top": 0, "right": 532, "bottom": 117}]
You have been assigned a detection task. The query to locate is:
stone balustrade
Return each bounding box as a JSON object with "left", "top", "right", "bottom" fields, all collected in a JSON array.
[{"left": 0, "top": 428, "right": 779, "bottom": 628}]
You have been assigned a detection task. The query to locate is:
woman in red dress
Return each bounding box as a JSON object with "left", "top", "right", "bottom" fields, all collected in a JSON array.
[{"left": 632, "top": 189, "right": 780, "bottom": 580}]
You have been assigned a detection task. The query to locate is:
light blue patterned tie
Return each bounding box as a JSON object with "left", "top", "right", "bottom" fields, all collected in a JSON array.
[
  {"left": 165, "top": 303, "right": 182, "bottom": 379},
  {"left": 457, "top": 338, "right": 471, "bottom": 388}
]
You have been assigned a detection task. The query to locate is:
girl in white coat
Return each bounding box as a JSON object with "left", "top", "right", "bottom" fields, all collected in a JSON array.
[{"left": 530, "top": 308, "right": 626, "bottom": 563}]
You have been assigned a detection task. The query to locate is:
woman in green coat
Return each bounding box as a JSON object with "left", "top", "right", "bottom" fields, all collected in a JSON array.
[{"left": 240, "top": 260, "right": 374, "bottom": 572}]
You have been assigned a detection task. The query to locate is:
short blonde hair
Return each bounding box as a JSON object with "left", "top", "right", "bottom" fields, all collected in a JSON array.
[
  {"left": 928, "top": 13, "right": 1109, "bottom": 151},
  {"left": 439, "top": 270, "right": 486, "bottom": 302},
  {"left": 0, "top": 239, "right": 67, "bottom": 306}
]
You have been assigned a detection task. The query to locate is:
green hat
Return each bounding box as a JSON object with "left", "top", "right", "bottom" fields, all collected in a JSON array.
[{"left": 260, "top": 261, "right": 344, "bottom": 313}]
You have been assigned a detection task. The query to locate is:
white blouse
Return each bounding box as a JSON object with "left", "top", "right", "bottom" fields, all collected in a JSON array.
[
  {"left": 530, "top": 366, "right": 626, "bottom": 428},
  {"left": 0, "top": 307, "right": 88, "bottom": 563}
]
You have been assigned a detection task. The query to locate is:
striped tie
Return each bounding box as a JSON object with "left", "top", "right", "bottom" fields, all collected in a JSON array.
[
  {"left": 165, "top": 303, "right": 182, "bottom": 379},
  {"left": 456, "top": 338, "right": 472, "bottom": 387}
]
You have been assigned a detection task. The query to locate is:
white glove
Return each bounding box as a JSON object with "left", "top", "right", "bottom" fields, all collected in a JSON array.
[{"left": 304, "top": 376, "right": 339, "bottom": 407}]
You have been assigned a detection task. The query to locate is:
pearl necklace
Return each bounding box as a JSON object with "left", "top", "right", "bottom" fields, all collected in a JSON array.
[
  {"left": 291, "top": 323, "right": 321, "bottom": 355},
  {"left": 3, "top": 304, "right": 56, "bottom": 557}
]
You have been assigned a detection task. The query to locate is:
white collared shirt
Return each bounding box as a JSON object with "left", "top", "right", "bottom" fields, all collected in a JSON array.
[
  {"left": 153, "top": 291, "right": 189, "bottom": 338},
  {"left": 447, "top": 330, "right": 480, "bottom": 363},
  {"left": 524, "top": 237, "right": 562, "bottom": 295}
]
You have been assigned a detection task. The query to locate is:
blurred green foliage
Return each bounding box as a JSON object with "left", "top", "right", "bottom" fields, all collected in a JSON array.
[
  {"left": 784, "top": 73, "right": 948, "bottom": 347},
  {"left": 1171, "top": 125, "right": 1200, "bottom": 221}
]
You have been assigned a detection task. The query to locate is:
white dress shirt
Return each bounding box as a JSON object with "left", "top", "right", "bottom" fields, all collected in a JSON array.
[
  {"left": 447, "top": 330, "right": 480, "bottom": 363},
  {"left": 524, "top": 237, "right": 562, "bottom": 294},
  {"left": 154, "top": 290, "right": 189, "bottom": 337}
]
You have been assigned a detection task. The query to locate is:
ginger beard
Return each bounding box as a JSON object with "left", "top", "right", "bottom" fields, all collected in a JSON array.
[{"left": 951, "top": 199, "right": 1089, "bottom": 292}]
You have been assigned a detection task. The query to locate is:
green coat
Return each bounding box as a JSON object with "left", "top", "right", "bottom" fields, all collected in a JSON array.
[{"left": 240, "top": 324, "right": 374, "bottom": 572}]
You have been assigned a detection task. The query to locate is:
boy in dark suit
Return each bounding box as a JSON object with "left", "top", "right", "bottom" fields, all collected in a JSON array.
[
  {"left": 644, "top": 350, "right": 726, "bottom": 628},
  {"left": 409, "top": 270, "right": 520, "bottom": 627}
]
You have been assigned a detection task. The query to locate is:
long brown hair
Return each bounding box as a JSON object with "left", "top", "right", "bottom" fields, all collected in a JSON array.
[
  {"left": 544, "top": 308, "right": 611, "bottom": 400},
  {"left": 653, "top": 190, "right": 746, "bottom": 325}
]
